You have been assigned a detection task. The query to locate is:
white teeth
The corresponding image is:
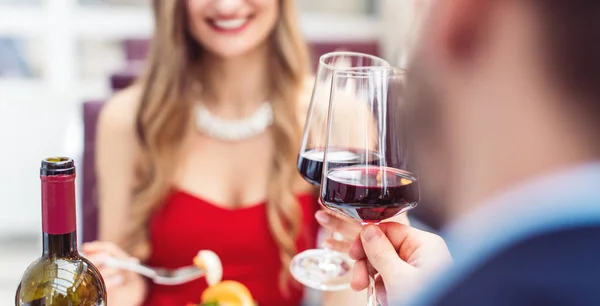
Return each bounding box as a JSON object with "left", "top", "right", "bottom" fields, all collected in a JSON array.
[{"left": 213, "top": 18, "right": 247, "bottom": 30}]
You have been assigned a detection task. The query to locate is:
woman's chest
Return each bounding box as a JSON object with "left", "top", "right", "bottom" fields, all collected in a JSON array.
[
  {"left": 174, "top": 135, "right": 275, "bottom": 208},
  {"left": 147, "top": 196, "right": 279, "bottom": 269}
]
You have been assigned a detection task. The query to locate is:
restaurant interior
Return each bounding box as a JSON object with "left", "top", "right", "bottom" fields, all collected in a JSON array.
[{"left": 0, "top": 0, "right": 430, "bottom": 304}]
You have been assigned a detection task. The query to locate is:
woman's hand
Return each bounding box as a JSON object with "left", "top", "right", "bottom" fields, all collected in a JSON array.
[
  {"left": 82, "top": 241, "right": 147, "bottom": 306},
  {"left": 315, "top": 210, "right": 361, "bottom": 253}
]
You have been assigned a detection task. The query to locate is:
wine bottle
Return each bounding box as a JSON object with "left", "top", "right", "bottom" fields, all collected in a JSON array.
[{"left": 15, "top": 157, "right": 107, "bottom": 306}]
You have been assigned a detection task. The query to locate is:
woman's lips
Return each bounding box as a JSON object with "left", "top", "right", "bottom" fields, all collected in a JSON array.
[{"left": 208, "top": 17, "right": 251, "bottom": 33}]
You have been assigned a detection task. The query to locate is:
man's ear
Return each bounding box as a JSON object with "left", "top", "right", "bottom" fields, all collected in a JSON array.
[{"left": 428, "top": 0, "right": 494, "bottom": 66}]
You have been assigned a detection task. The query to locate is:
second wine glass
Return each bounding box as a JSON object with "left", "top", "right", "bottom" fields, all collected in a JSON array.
[{"left": 290, "top": 52, "right": 390, "bottom": 291}]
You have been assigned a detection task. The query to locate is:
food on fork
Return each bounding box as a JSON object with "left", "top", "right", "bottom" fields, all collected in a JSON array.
[
  {"left": 191, "top": 250, "right": 256, "bottom": 306},
  {"left": 193, "top": 250, "right": 223, "bottom": 286}
]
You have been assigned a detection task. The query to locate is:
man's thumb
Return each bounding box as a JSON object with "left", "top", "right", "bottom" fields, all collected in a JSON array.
[{"left": 360, "top": 224, "right": 407, "bottom": 278}]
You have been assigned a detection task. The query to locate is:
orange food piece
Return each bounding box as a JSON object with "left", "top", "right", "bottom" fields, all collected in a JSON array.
[{"left": 201, "top": 280, "right": 254, "bottom": 306}]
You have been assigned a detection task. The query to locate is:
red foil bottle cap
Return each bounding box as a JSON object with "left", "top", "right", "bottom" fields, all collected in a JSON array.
[{"left": 40, "top": 158, "right": 77, "bottom": 235}]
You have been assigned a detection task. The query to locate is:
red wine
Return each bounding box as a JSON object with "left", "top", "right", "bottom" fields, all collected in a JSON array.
[
  {"left": 321, "top": 166, "right": 419, "bottom": 223},
  {"left": 297, "top": 149, "right": 380, "bottom": 186},
  {"left": 16, "top": 157, "right": 106, "bottom": 306}
]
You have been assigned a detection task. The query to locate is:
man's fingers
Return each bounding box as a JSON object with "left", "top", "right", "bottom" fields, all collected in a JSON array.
[
  {"left": 374, "top": 222, "right": 429, "bottom": 262},
  {"left": 350, "top": 222, "right": 428, "bottom": 261},
  {"left": 360, "top": 225, "right": 413, "bottom": 280},
  {"left": 351, "top": 259, "right": 369, "bottom": 291}
]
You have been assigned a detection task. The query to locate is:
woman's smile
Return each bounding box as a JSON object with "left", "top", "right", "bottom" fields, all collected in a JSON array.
[{"left": 207, "top": 15, "right": 254, "bottom": 33}]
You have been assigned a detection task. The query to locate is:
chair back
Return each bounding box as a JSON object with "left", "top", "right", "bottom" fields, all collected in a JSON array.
[{"left": 81, "top": 100, "right": 106, "bottom": 242}]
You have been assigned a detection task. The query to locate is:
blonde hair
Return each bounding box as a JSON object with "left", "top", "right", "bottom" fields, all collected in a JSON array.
[{"left": 125, "top": 0, "right": 310, "bottom": 292}]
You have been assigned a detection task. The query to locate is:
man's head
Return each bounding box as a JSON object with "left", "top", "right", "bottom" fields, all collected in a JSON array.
[{"left": 408, "top": 1, "right": 600, "bottom": 220}]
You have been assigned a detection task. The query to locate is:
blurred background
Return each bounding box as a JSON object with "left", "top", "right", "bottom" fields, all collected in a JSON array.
[{"left": 0, "top": 0, "right": 420, "bottom": 303}]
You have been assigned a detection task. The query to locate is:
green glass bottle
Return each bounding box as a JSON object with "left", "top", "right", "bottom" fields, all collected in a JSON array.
[{"left": 15, "top": 157, "right": 107, "bottom": 305}]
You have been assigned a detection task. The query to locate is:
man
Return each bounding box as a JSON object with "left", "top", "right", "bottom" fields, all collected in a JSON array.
[{"left": 320, "top": 0, "right": 600, "bottom": 305}]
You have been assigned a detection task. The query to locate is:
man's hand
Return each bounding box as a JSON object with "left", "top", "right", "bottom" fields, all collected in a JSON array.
[
  {"left": 349, "top": 223, "right": 452, "bottom": 306},
  {"left": 315, "top": 207, "right": 410, "bottom": 253}
]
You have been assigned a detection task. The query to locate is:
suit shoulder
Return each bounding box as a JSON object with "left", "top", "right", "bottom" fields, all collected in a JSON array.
[{"left": 433, "top": 226, "right": 600, "bottom": 306}]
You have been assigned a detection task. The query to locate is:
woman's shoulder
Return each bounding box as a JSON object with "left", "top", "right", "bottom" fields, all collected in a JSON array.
[
  {"left": 99, "top": 84, "right": 143, "bottom": 135},
  {"left": 96, "top": 84, "right": 145, "bottom": 159}
]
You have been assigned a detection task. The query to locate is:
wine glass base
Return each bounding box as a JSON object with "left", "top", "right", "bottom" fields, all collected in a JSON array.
[{"left": 290, "top": 249, "right": 353, "bottom": 291}]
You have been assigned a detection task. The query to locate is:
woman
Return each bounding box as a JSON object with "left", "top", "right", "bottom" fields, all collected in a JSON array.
[{"left": 84, "top": 0, "right": 408, "bottom": 305}]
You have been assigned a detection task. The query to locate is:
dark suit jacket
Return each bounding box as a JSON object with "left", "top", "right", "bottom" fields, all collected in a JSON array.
[
  {"left": 433, "top": 226, "right": 600, "bottom": 306},
  {"left": 407, "top": 163, "right": 600, "bottom": 306}
]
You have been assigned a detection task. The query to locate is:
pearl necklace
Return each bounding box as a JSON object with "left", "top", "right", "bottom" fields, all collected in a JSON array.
[{"left": 195, "top": 102, "right": 274, "bottom": 141}]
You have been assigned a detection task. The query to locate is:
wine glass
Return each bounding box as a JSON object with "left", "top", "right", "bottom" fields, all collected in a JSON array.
[
  {"left": 321, "top": 67, "right": 419, "bottom": 305},
  {"left": 290, "top": 52, "right": 390, "bottom": 291}
]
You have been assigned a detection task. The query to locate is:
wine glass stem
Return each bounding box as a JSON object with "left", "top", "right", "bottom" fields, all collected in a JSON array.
[
  {"left": 312, "top": 230, "right": 339, "bottom": 272},
  {"left": 367, "top": 264, "right": 377, "bottom": 306},
  {"left": 318, "top": 230, "right": 340, "bottom": 269},
  {"left": 363, "top": 221, "right": 379, "bottom": 306},
  {"left": 324, "top": 230, "right": 336, "bottom": 250}
]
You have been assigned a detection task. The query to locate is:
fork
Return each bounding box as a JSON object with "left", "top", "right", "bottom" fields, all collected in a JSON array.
[{"left": 100, "top": 255, "right": 205, "bottom": 285}]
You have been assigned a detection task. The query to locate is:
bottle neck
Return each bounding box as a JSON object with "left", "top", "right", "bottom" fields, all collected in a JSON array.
[
  {"left": 41, "top": 173, "right": 77, "bottom": 253},
  {"left": 43, "top": 232, "right": 78, "bottom": 257}
]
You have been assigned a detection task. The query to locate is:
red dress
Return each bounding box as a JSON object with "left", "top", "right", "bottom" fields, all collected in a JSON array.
[{"left": 143, "top": 190, "right": 319, "bottom": 306}]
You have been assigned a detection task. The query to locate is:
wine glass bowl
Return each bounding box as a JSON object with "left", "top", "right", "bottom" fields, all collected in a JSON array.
[{"left": 321, "top": 166, "right": 419, "bottom": 224}]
